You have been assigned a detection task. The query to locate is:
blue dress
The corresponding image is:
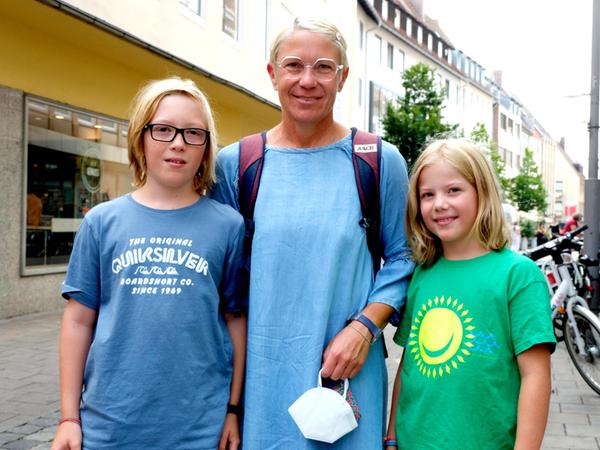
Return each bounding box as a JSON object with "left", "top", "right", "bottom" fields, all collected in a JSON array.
[{"left": 211, "top": 134, "right": 414, "bottom": 450}]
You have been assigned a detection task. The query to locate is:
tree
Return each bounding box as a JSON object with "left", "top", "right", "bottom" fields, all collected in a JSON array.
[
  {"left": 510, "top": 148, "right": 547, "bottom": 213},
  {"left": 383, "top": 63, "right": 457, "bottom": 171},
  {"left": 469, "top": 123, "right": 511, "bottom": 196}
]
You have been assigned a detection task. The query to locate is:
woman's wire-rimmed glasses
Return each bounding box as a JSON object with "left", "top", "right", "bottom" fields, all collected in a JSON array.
[
  {"left": 276, "top": 56, "right": 344, "bottom": 81},
  {"left": 144, "top": 123, "right": 210, "bottom": 146}
]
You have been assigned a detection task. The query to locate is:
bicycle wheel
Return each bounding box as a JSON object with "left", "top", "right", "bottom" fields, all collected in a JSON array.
[{"left": 562, "top": 304, "right": 600, "bottom": 395}]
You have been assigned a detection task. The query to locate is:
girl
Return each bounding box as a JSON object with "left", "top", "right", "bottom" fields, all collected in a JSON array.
[
  {"left": 51, "top": 77, "right": 246, "bottom": 450},
  {"left": 385, "top": 139, "right": 556, "bottom": 450}
]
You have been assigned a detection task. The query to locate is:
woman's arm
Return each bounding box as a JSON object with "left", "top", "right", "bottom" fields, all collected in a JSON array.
[
  {"left": 51, "top": 299, "right": 97, "bottom": 450},
  {"left": 514, "top": 344, "right": 552, "bottom": 450},
  {"left": 218, "top": 313, "right": 247, "bottom": 450},
  {"left": 321, "top": 302, "right": 394, "bottom": 380}
]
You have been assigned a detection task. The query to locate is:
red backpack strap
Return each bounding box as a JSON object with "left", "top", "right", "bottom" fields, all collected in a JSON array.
[
  {"left": 351, "top": 127, "right": 382, "bottom": 274},
  {"left": 239, "top": 132, "right": 267, "bottom": 222}
]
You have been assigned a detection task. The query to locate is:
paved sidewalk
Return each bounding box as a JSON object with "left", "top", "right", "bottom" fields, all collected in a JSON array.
[{"left": 0, "top": 311, "right": 599, "bottom": 450}]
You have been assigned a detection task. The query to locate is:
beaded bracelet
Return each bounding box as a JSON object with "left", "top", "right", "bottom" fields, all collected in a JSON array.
[
  {"left": 383, "top": 435, "right": 398, "bottom": 447},
  {"left": 59, "top": 417, "right": 81, "bottom": 426}
]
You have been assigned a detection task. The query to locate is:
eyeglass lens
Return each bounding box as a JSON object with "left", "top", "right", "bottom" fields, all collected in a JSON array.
[
  {"left": 278, "top": 57, "right": 340, "bottom": 80},
  {"left": 149, "top": 124, "right": 208, "bottom": 145}
]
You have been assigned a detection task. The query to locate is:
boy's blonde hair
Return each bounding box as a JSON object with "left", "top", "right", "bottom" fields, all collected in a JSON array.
[
  {"left": 406, "top": 138, "right": 509, "bottom": 266},
  {"left": 269, "top": 17, "right": 348, "bottom": 69},
  {"left": 127, "top": 77, "right": 217, "bottom": 194}
]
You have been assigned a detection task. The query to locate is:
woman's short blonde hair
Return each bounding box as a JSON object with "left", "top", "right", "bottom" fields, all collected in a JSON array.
[
  {"left": 269, "top": 17, "right": 348, "bottom": 69},
  {"left": 127, "top": 77, "right": 217, "bottom": 194},
  {"left": 406, "top": 138, "right": 509, "bottom": 266}
]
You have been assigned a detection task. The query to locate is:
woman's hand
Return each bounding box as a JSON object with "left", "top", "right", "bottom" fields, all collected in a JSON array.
[
  {"left": 50, "top": 422, "right": 82, "bottom": 450},
  {"left": 321, "top": 322, "right": 371, "bottom": 380},
  {"left": 218, "top": 413, "right": 241, "bottom": 450}
]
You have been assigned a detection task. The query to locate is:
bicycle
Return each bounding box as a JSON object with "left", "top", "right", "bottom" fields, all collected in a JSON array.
[{"left": 524, "top": 224, "right": 600, "bottom": 395}]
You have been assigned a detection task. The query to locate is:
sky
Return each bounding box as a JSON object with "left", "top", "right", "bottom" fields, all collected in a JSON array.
[{"left": 423, "top": 0, "right": 595, "bottom": 170}]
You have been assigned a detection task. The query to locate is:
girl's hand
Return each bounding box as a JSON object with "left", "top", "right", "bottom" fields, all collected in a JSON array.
[
  {"left": 50, "top": 422, "right": 82, "bottom": 450},
  {"left": 321, "top": 323, "right": 371, "bottom": 380},
  {"left": 218, "top": 413, "right": 241, "bottom": 450}
]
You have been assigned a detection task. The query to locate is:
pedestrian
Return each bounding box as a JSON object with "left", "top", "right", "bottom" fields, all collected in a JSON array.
[
  {"left": 50, "top": 77, "right": 247, "bottom": 450},
  {"left": 210, "top": 17, "right": 414, "bottom": 449},
  {"left": 385, "top": 139, "right": 556, "bottom": 449},
  {"left": 510, "top": 221, "right": 521, "bottom": 251},
  {"left": 536, "top": 222, "right": 549, "bottom": 246},
  {"left": 561, "top": 212, "right": 583, "bottom": 235}
]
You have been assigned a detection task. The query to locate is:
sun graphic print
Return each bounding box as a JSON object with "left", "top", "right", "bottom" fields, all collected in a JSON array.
[{"left": 408, "top": 295, "right": 475, "bottom": 378}]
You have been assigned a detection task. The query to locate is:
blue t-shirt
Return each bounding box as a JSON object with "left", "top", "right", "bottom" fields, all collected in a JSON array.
[{"left": 62, "top": 194, "right": 245, "bottom": 450}]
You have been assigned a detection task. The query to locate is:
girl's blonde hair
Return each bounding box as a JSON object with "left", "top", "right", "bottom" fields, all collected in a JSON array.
[
  {"left": 127, "top": 77, "right": 217, "bottom": 194},
  {"left": 406, "top": 138, "right": 509, "bottom": 266},
  {"left": 269, "top": 17, "right": 348, "bottom": 69}
]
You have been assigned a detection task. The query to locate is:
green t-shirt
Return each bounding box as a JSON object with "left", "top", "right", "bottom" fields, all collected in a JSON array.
[{"left": 394, "top": 248, "right": 556, "bottom": 450}]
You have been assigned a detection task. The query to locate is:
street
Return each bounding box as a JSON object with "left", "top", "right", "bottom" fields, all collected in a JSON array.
[{"left": 0, "top": 311, "right": 598, "bottom": 449}]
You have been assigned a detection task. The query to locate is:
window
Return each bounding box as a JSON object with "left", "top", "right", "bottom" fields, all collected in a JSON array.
[
  {"left": 24, "top": 98, "right": 131, "bottom": 273},
  {"left": 374, "top": 35, "right": 383, "bottom": 63},
  {"left": 387, "top": 43, "right": 394, "bottom": 69},
  {"left": 358, "top": 77, "right": 363, "bottom": 106},
  {"left": 445, "top": 79, "right": 450, "bottom": 99},
  {"left": 179, "top": 0, "right": 202, "bottom": 16},
  {"left": 500, "top": 113, "right": 507, "bottom": 130},
  {"left": 508, "top": 118, "right": 514, "bottom": 134},
  {"left": 369, "top": 82, "right": 395, "bottom": 134},
  {"left": 397, "top": 49, "right": 405, "bottom": 73},
  {"left": 359, "top": 21, "right": 364, "bottom": 50},
  {"left": 222, "top": 0, "right": 239, "bottom": 40}
]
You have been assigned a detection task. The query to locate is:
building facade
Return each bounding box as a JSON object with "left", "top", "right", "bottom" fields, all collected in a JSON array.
[{"left": 0, "top": 0, "right": 586, "bottom": 318}]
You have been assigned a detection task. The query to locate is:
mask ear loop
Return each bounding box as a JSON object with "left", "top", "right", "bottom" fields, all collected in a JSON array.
[{"left": 317, "top": 369, "right": 349, "bottom": 399}]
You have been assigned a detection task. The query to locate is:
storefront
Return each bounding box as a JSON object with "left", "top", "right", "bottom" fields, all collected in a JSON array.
[{"left": 0, "top": 0, "right": 280, "bottom": 318}]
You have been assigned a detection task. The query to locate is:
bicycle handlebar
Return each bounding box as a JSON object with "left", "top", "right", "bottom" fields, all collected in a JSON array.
[{"left": 524, "top": 224, "right": 589, "bottom": 262}]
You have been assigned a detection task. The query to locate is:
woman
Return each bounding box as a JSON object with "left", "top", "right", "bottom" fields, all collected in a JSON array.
[
  {"left": 211, "top": 18, "right": 413, "bottom": 449},
  {"left": 535, "top": 222, "right": 549, "bottom": 246}
]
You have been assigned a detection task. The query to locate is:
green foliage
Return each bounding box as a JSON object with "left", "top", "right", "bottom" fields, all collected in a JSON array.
[
  {"left": 510, "top": 148, "right": 547, "bottom": 213},
  {"left": 469, "top": 123, "right": 511, "bottom": 197},
  {"left": 382, "top": 63, "right": 457, "bottom": 171},
  {"left": 520, "top": 219, "right": 536, "bottom": 238}
]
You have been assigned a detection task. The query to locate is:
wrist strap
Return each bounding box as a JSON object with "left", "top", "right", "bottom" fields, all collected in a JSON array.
[
  {"left": 226, "top": 403, "right": 243, "bottom": 416},
  {"left": 383, "top": 439, "right": 398, "bottom": 447},
  {"left": 352, "top": 313, "right": 381, "bottom": 343},
  {"left": 59, "top": 417, "right": 81, "bottom": 426}
]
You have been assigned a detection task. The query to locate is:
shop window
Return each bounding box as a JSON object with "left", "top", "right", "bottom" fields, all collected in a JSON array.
[{"left": 24, "top": 98, "right": 132, "bottom": 274}]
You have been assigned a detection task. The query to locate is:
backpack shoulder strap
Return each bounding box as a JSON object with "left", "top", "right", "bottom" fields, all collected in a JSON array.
[
  {"left": 238, "top": 132, "right": 267, "bottom": 222},
  {"left": 351, "top": 127, "right": 382, "bottom": 274}
]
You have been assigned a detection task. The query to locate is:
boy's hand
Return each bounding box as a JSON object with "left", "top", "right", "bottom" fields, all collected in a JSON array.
[
  {"left": 218, "top": 413, "right": 241, "bottom": 450},
  {"left": 50, "top": 422, "right": 82, "bottom": 450}
]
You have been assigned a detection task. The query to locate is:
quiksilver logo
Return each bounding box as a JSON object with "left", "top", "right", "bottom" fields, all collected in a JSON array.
[{"left": 354, "top": 144, "right": 377, "bottom": 153}]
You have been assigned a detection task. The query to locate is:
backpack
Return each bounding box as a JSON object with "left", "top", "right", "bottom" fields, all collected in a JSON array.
[{"left": 238, "top": 127, "right": 382, "bottom": 275}]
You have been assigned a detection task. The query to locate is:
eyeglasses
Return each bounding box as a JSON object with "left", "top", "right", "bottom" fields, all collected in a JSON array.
[
  {"left": 276, "top": 56, "right": 344, "bottom": 81},
  {"left": 144, "top": 123, "right": 209, "bottom": 146}
]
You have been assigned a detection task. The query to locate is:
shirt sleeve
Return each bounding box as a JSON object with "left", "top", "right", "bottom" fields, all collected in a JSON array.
[
  {"left": 367, "top": 141, "right": 415, "bottom": 312},
  {"left": 219, "top": 216, "right": 247, "bottom": 313},
  {"left": 61, "top": 218, "right": 101, "bottom": 310},
  {"left": 508, "top": 259, "right": 557, "bottom": 355},
  {"left": 210, "top": 143, "right": 241, "bottom": 211}
]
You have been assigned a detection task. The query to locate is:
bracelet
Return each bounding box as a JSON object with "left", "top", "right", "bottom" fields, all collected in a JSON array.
[
  {"left": 59, "top": 417, "right": 81, "bottom": 426},
  {"left": 349, "top": 312, "right": 383, "bottom": 343},
  {"left": 348, "top": 323, "right": 370, "bottom": 344},
  {"left": 383, "top": 437, "right": 398, "bottom": 447},
  {"left": 226, "top": 403, "right": 243, "bottom": 416}
]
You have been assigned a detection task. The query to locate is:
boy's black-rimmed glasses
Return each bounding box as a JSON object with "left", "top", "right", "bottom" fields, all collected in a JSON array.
[{"left": 144, "top": 123, "right": 209, "bottom": 146}]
